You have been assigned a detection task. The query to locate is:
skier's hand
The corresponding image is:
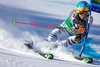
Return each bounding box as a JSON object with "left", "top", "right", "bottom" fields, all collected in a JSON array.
[
  {"left": 89, "top": 16, "right": 93, "bottom": 28},
  {"left": 78, "top": 28, "right": 86, "bottom": 33},
  {"left": 75, "top": 34, "right": 84, "bottom": 43},
  {"left": 90, "top": 16, "right": 93, "bottom": 24},
  {"left": 74, "top": 28, "right": 86, "bottom": 33}
]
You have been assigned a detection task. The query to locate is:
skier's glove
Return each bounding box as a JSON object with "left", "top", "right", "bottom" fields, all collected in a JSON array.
[
  {"left": 75, "top": 34, "right": 84, "bottom": 43},
  {"left": 89, "top": 16, "right": 93, "bottom": 27},
  {"left": 74, "top": 27, "right": 86, "bottom": 34}
]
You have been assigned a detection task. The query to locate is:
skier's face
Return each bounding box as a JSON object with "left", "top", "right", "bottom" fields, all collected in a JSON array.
[{"left": 79, "top": 11, "right": 89, "bottom": 19}]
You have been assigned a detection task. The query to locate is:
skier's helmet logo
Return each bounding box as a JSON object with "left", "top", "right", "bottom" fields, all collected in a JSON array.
[{"left": 82, "top": 4, "right": 85, "bottom": 7}]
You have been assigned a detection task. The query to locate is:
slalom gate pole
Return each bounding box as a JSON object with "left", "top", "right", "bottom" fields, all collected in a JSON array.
[
  {"left": 79, "top": 0, "right": 92, "bottom": 57},
  {"left": 13, "top": 21, "right": 79, "bottom": 30}
]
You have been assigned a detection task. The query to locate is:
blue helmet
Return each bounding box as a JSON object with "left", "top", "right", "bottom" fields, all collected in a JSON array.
[{"left": 77, "top": 1, "right": 89, "bottom": 12}]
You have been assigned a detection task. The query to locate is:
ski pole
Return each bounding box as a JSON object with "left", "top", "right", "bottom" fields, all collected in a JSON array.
[
  {"left": 79, "top": 23, "right": 90, "bottom": 57},
  {"left": 79, "top": 0, "right": 92, "bottom": 57},
  {"left": 72, "top": 43, "right": 77, "bottom": 54},
  {"left": 13, "top": 21, "right": 79, "bottom": 30}
]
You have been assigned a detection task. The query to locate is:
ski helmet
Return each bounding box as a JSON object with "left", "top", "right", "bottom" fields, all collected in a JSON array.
[{"left": 77, "top": 1, "right": 89, "bottom": 12}]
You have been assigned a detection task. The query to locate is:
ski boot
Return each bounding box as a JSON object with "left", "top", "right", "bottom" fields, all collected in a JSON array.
[{"left": 24, "top": 40, "right": 33, "bottom": 49}]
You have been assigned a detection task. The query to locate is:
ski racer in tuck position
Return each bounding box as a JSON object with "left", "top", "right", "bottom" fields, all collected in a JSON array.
[{"left": 45, "top": 1, "right": 93, "bottom": 47}]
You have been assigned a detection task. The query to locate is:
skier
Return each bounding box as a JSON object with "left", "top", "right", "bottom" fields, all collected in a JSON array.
[
  {"left": 24, "top": 1, "right": 94, "bottom": 61},
  {"left": 25, "top": 1, "right": 93, "bottom": 49},
  {"left": 45, "top": 1, "right": 93, "bottom": 47}
]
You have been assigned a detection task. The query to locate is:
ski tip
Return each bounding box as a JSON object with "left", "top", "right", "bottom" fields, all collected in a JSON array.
[{"left": 13, "top": 21, "right": 16, "bottom": 23}]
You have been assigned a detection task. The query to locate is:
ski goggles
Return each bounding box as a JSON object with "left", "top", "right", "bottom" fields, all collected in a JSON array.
[
  {"left": 79, "top": 11, "right": 89, "bottom": 16},
  {"left": 77, "top": 8, "right": 89, "bottom": 12}
]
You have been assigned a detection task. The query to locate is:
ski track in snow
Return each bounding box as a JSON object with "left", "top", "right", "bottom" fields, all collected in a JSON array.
[
  {"left": 0, "top": 0, "right": 100, "bottom": 67},
  {"left": 0, "top": 47, "right": 99, "bottom": 67}
]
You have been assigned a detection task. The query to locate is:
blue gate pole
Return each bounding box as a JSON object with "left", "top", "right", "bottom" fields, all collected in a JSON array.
[{"left": 79, "top": 0, "right": 92, "bottom": 57}]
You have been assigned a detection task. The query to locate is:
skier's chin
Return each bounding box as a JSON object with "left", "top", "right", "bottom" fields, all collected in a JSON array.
[{"left": 80, "top": 17, "right": 85, "bottom": 20}]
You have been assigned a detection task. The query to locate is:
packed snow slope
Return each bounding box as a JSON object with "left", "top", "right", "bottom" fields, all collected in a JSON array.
[{"left": 0, "top": 0, "right": 100, "bottom": 67}]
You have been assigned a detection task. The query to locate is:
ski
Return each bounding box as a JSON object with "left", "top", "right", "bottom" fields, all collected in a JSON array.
[
  {"left": 74, "top": 57, "right": 93, "bottom": 63},
  {"left": 24, "top": 40, "right": 54, "bottom": 59},
  {"left": 24, "top": 40, "right": 94, "bottom": 63}
]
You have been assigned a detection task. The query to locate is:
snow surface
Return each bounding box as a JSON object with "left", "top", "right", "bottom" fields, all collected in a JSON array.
[{"left": 0, "top": 0, "right": 100, "bottom": 67}]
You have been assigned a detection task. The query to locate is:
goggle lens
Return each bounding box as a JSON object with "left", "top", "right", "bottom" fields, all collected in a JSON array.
[{"left": 79, "top": 11, "right": 89, "bottom": 16}]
